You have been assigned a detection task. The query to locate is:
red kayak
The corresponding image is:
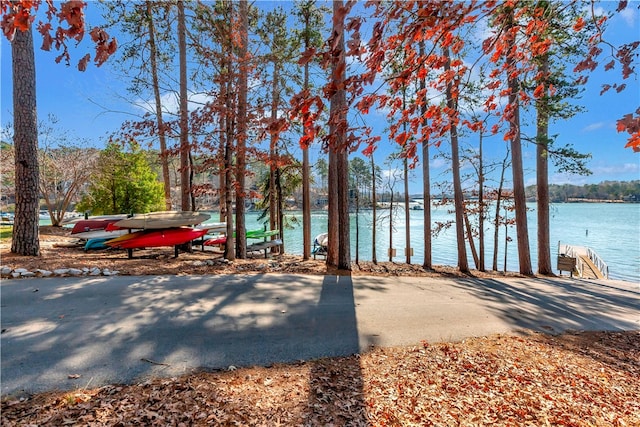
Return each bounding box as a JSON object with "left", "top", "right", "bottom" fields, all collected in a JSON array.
[
  {"left": 203, "top": 235, "right": 227, "bottom": 246},
  {"left": 109, "top": 227, "right": 208, "bottom": 249},
  {"left": 71, "top": 218, "right": 122, "bottom": 235}
]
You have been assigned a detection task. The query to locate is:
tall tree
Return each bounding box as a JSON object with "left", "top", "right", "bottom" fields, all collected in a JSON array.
[
  {"left": 177, "top": 0, "right": 190, "bottom": 211},
  {"left": 294, "top": 0, "right": 326, "bottom": 260},
  {"left": 10, "top": 21, "right": 39, "bottom": 255},
  {"left": 327, "top": 0, "right": 351, "bottom": 270},
  {"left": 145, "top": 0, "right": 172, "bottom": 210},
  {"left": 419, "top": 40, "right": 433, "bottom": 271},
  {"left": 443, "top": 45, "right": 468, "bottom": 273},
  {"left": 77, "top": 142, "right": 164, "bottom": 215},
  {"left": 235, "top": 0, "right": 249, "bottom": 259},
  {"left": 2, "top": 1, "right": 114, "bottom": 255}
]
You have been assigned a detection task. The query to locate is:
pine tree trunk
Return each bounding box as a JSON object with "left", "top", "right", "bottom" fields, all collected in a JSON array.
[
  {"left": 536, "top": 54, "right": 553, "bottom": 275},
  {"left": 370, "top": 155, "right": 377, "bottom": 264},
  {"left": 419, "top": 41, "right": 432, "bottom": 270},
  {"left": 11, "top": 23, "right": 40, "bottom": 256},
  {"left": 146, "top": 1, "right": 172, "bottom": 210},
  {"left": 506, "top": 9, "right": 533, "bottom": 275},
  {"left": 478, "top": 130, "right": 485, "bottom": 271},
  {"left": 443, "top": 46, "right": 468, "bottom": 273},
  {"left": 327, "top": 149, "right": 339, "bottom": 265},
  {"left": 177, "top": 0, "right": 190, "bottom": 211},
  {"left": 327, "top": 0, "right": 350, "bottom": 270},
  {"left": 301, "top": 11, "right": 312, "bottom": 261},
  {"left": 235, "top": 0, "right": 248, "bottom": 259}
]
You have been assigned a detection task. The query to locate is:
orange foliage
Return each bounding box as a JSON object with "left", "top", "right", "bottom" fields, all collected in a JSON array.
[{"left": 1, "top": 0, "right": 116, "bottom": 70}]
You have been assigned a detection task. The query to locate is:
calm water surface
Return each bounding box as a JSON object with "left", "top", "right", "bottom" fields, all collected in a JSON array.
[{"left": 214, "top": 203, "right": 639, "bottom": 282}]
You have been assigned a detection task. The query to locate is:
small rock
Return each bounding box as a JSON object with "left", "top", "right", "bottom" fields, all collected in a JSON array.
[
  {"left": 68, "top": 268, "right": 83, "bottom": 276},
  {"left": 82, "top": 267, "right": 90, "bottom": 273},
  {"left": 36, "top": 269, "right": 53, "bottom": 277},
  {"left": 11, "top": 272, "right": 20, "bottom": 278},
  {"left": 1, "top": 266, "right": 12, "bottom": 275},
  {"left": 20, "top": 271, "right": 36, "bottom": 277},
  {"left": 191, "top": 261, "right": 206, "bottom": 267},
  {"left": 53, "top": 268, "right": 70, "bottom": 275},
  {"left": 89, "top": 267, "right": 101, "bottom": 276},
  {"left": 205, "top": 260, "right": 215, "bottom": 266},
  {"left": 13, "top": 268, "right": 29, "bottom": 274}
]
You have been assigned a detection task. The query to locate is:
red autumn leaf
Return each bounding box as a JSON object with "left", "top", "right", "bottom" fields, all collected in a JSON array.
[
  {"left": 77, "top": 53, "right": 90, "bottom": 71},
  {"left": 532, "top": 83, "right": 545, "bottom": 99},
  {"left": 298, "top": 47, "right": 316, "bottom": 66}
]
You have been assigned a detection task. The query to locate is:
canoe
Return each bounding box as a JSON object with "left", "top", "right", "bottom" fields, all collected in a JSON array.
[
  {"left": 203, "top": 235, "right": 227, "bottom": 246},
  {"left": 108, "top": 227, "right": 209, "bottom": 249},
  {"left": 111, "top": 211, "right": 211, "bottom": 230},
  {"left": 71, "top": 218, "right": 123, "bottom": 234},
  {"left": 246, "top": 229, "right": 279, "bottom": 239},
  {"left": 84, "top": 238, "right": 110, "bottom": 251},
  {"left": 196, "top": 222, "right": 227, "bottom": 233},
  {"left": 62, "top": 214, "right": 127, "bottom": 226},
  {"left": 73, "top": 229, "right": 129, "bottom": 240},
  {"left": 105, "top": 230, "right": 147, "bottom": 247}
]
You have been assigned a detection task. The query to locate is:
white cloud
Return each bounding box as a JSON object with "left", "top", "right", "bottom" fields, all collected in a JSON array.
[
  {"left": 619, "top": 6, "right": 636, "bottom": 27},
  {"left": 592, "top": 162, "right": 640, "bottom": 175},
  {"left": 431, "top": 158, "right": 447, "bottom": 169},
  {"left": 133, "top": 91, "right": 214, "bottom": 116},
  {"left": 582, "top": 122, "right": 605, "bottom": 132}
]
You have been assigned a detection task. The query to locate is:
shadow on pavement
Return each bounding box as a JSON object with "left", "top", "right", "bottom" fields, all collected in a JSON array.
[
  {"left": 1, "top": 273, "right": 378, "bottom": 407},
  {"left": 305, "top": 274, "right": 368, "bottom": 425},
  {"left": 448, "top": 277, "right": 639, "bottom": 334}
]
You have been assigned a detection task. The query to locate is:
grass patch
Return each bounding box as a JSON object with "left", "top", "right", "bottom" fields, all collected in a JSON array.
[{"left": 0, "top": 226, "right": 13, "bottom": 241}]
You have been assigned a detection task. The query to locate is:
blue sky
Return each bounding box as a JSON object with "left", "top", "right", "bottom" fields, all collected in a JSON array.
[{"left": 1, "top": 1, "right": 638, "bottom": 195}]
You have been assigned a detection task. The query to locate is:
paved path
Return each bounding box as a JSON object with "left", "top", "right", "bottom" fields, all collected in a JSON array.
[{"left": 1, "top": 274, "right": 639, "bottom": 395}]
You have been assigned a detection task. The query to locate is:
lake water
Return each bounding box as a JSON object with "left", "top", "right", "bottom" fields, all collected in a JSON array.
[{"left": 208, "top": 202, "right": 639, "bottom": 283}]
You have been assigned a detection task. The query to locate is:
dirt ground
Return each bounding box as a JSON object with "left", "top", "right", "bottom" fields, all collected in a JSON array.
[
  {"left": 2, "top": 227, "right": 638, "bottom": 426},
  {"left": 0, "top": 226, "right": 525, "bottom": 279}
]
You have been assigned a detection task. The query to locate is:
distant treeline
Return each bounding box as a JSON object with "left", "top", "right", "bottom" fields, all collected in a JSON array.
[{"left": 526, "top": 181, "right": 640, "bottom": 202}]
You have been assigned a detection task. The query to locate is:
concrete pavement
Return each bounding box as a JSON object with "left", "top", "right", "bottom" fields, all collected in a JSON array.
[{"left": 1, "top": 273, "right": 639, "bottom": 395}]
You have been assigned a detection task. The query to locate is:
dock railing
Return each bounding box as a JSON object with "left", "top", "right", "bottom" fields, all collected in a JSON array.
[
  {"left": 586, "top": 247, "right": 609, "bottom": 279},
  {"left": 562, "top": 244, "right": 583, "bottom": 278},
  {"left": 559, "top": 241, "right": 609, "bottom": 279}
]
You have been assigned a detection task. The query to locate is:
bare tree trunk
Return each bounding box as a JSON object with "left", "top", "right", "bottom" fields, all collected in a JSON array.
[
  {"left": 492, "top": 149, "right": 510, "bottom": 271},
  {"left": 301, "top": 9, "right": 312, "bottom": 261},
  {"left": 403, "top": 156, "right": 411, "bottom": 264},
  {"left": 506, "top": 9, "right": 533, "bottom": 275},
  {"left": 235, "top": 0, "right": 248, "bottom": 259},
  {"left": 464, "top": 208, "right": 479, "bottom": 269},
  {"left": 146, "top": 0, "right": 172, "bottom": 210},
  {"left": 402, "top": 88, "right": 410, "bottom": 264},
  {"left": 419, "top": 41, "right": 432, "bottom": 270},
  {"left": 370, "top": 155, "right": 377, "bottom": 264},
  {"left": 354, "top": 187, "right": 359, "bottom": 264},
  {"left": 276, "top": 167, "right": 284, "bottom": 254},
  {"left": 224, "top": 135, "right": 235, "bottom": 260},
  {"left": 267, "top": 47, "right": 279, "bottom": 234},
  {"left": 327, "top": 149, "right": 339, "bottom": 265},
  {"left": 177, "top": 0, "right": 190, "bottom": 211},
  {"left": 478, "top": 130, "right": 485, "bottom": 271},
  {"left": 327, "top": 0, "right": 350, "bottom": 270},
  {"left": 443, "top": 46, "right": 468, "bottom": 272},
  {"left": 11, "top": 23, "right": 40, "bottom": 256},
  {"left": 536, "top": 54, "right": 553, "bottom": 275},
  {"left": 337, "top": 149, "right": 350, "bottom": 269}
]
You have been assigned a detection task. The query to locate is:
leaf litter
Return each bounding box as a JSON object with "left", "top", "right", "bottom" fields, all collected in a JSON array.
[{"left": 2, "top": 330, "right": 638, "bottom": 426}]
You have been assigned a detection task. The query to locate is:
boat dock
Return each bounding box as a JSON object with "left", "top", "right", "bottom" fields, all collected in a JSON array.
[{"left": 558, "top": 242, "right": 609, "bottom": 279}]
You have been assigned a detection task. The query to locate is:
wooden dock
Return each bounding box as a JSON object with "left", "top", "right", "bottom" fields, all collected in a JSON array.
[{"left": 558, "top": 243, "right": 608, "bottom": 279}]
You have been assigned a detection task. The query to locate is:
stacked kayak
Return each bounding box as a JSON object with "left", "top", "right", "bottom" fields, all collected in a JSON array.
[{"left": 106, "top": 227, "right": 209, "bottom": 249}]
